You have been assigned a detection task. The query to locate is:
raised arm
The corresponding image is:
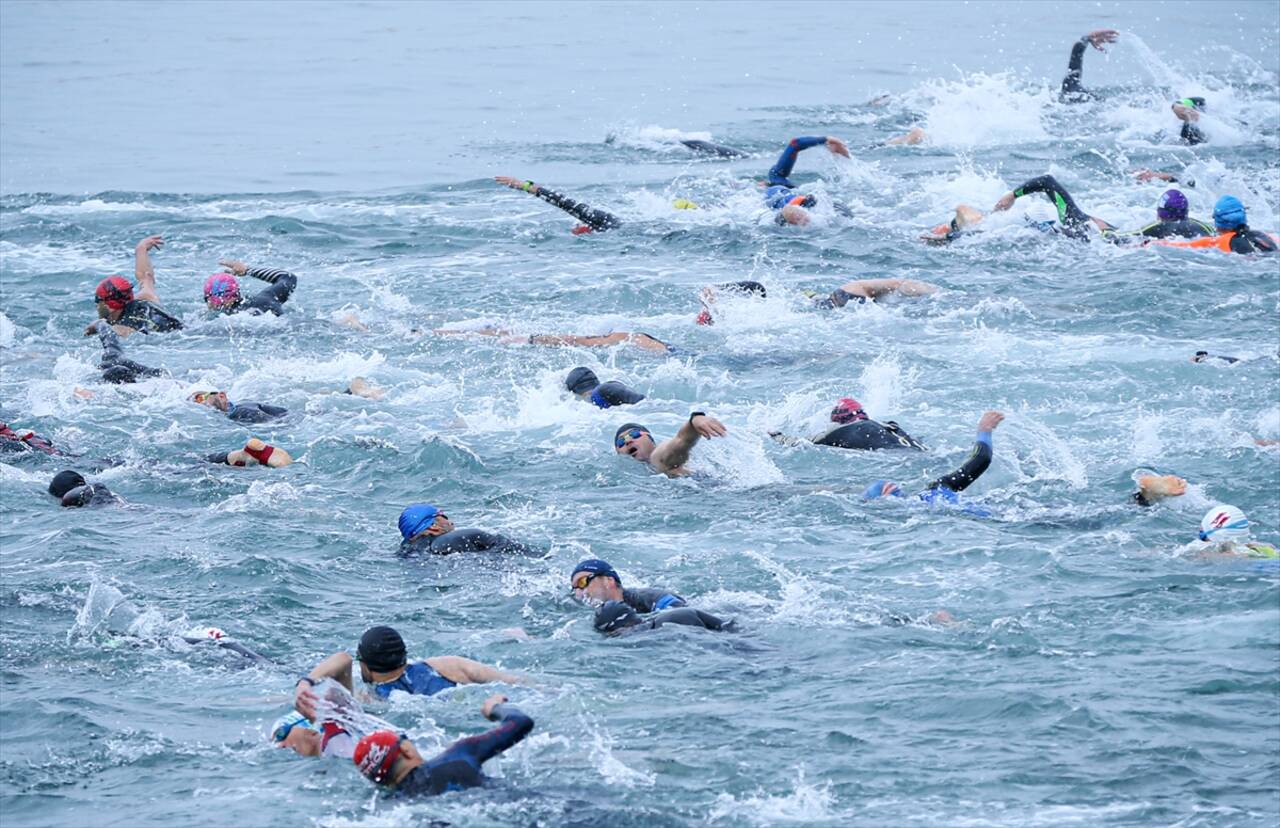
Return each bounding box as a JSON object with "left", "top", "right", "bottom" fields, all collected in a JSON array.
[
  {"left": 449, "top": 695, "right": 534, "bottom": 767},
  {"left": 766, "top": 136, "right": 846, "bottom": 186},
  {"left": 295, "top": 651, "right": 355, "bottom": 720},
  {"left": 133, "top": 236, "right": 163, "bottom": 302},
  {"left": 924, "top": 411, "right": 1002, "bottom": 493},
  {"left": 1060, "top": 30, "right": 1118, "bottom": 101},
  {"left": 649, "top": 412, "right": 727, "bottom": 473},
  {"left": 426, "top": 655, "right": 524, "bottom": 686}
]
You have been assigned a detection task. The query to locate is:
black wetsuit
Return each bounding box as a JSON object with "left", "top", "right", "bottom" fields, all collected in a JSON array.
[
  {"left": 1012, "top": 175, "right": 1114, "bottom": 240},
  {"left": 115, "top": 299, "right": 183, "bottom": 334},
  {"left": 225, "top": 267, "right": 297, "bottom": 316},
  {"left": 1060, "top": 37, "right": 1095, "bottom": 102},
  {"left": 0, "top": 424, "right": 59, "bottom": 455},
  {"left": 225, "top": 402, "right": 288, "bottom": 423},
  {"left": 97, "top": 324, "right": 164, "bottom": 384},
  {"left": 398, "top": 528, "right": 537, "bottom": 557},
  {"left": 1110, "top": 218, "right": 1214, "bottom": 241},
  {"left": 814, "top": 419, "right": 926, "bottom": 451},
  {"left": 58, "top": 483, "right": 118, "bottom": 508},
  {"left": 179, "top": 635, "right": 273, "bottom": 663},
  {"left": 1222, "top": 227, "right": 1279, "bottom": 254},
  {"left": 680, "top": 139, "right": 749, "bottom": 159},
  {"left": 534, "top": 187, "right": 622, "bottom": 232},
  {"left": 621, "top": 586, "right": 687, "bottom": 613},
  {"left": 1181, "top": 122, "right": 1207, "bottom": 146},
  {"left": 595, "top": 600, "right": 735, "bottom": 635},
  {"left": 922, "top": 434, "right": 992, "bottom": 496},
  {"left": 393, "top": 705, "right": 534, "bottom": 799}
]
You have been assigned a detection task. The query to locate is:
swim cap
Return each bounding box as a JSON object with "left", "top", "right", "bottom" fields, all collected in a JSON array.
[
  {"left": 1178, "top": 96, "right": 1206, "bottom": 111},
  {"left": 830, "top": 398, "right": 867, "bottom": 424},
  {"left": 695, "top": 308, "right": 714, "bottom": 326},
  {"left": 270, "top": 710, "right": 317, "bottom": 744},
  {"left": 862, "top": 479, "right": 904, "bottom": 499},
  {"left": 203, "top": 273, "right": 241, "bottom": 308},
  {"left": 594, "top": 600, "right": 642, "bottom": 633},
  {"left": 614, "top": 423, "right": 649, "bottom": 444},
  {"left": 571, "top": 224, "right": 593, "bottom": 236},
  {"left": 94, "top": 277, "right": 134, "bottom": 311},
  {"left": 1198, "top": 504, "right": 1249, "bottom": 543},
  {"left": 353, "top": 730, "right": 403, "bottom": 784},
  {"left": 1213, "top": 196, "right": 1247, "bottom": 230},
  {"left": 1156, "top": 189, "right": 1188, "bottom": 221},
  {"left": 398, "top": 504, "right": 439, "bottom": 540},
  {"left": 572, "top": 558, "right": 621, "bottom": 586},
  {"left": 594, "top": 381, "right": 645, "bottom": 409},
  {"left": 48, "top": 470, "right": 86, "bottom": 498},
  {"left": 565, "top": 367, "right": 600, "bottom": 395},
  {"left": 672, "top": 198, "right": 698, "bottom": 210},
  {"left": 358, "top": 625, "right": 407, "bottom": 673}
]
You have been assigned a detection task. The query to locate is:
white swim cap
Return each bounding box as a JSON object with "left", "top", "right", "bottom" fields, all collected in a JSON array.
[{"left": 1198, "top": 504, "right": 1249, "bottom": 543}]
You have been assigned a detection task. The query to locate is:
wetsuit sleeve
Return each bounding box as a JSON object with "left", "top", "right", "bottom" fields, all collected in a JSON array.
[
  {"left": 923, "top": 431, "right": 993, "bottom": 494},
  {"left": 766, "top": 136, "right": 827, "bottom": 186},
  {"left": 533, "top": 187, "right": 621, "bottom": 231},
  {"left": 245, "top": 267, "right": 298, "bottom": 305},
  {"left": 1012, "top": 175, "right": 1099, "bottom": 234},
  {"left": 652, "top": 607, "right": 735, "bottom": 631},
  {"left": 96, "top": 323, "right": 126, "bottom": 366},
  {"left": 1230, "top": 230, "right": 1278, "bottom": 254},
  {"left": 445, "top": 705, "right": 534, "bottom": 769},
  {"left": 1060, "top": 38, "right": 1089, "bottom": 100},
  {"left": 1131, "top": 491, "right": 1153, "bottom": 507}
]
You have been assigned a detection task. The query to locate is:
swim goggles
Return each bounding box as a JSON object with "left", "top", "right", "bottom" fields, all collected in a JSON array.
[
  {"left": 571, "top": 572, "right": 599, "bottom": 591},
  {"left": 272, "top": 714, "right": 313, "bottom": 744},
  {"left": 192, "top": 392, "right": 215, "bottom": 404},
  {"left": 615, "top": 429, "right": 646, "bottom": 449},
  {"left": 1198, "top": 519, "right": 1248, "bottom": 542}
]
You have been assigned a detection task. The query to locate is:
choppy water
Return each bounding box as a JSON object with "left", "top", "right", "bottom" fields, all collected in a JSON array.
[{"left": 2, "top": 2, "right": 1279, "bottom": 827}]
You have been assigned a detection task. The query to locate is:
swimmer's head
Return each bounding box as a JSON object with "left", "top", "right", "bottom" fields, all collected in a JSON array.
[
  {"left": 862, "top": 479, "right": 902, "bottom": 499},
  {"left": 1197, "top": 504, "right": 1249, "bottom": 544},
  {"left": 353, "top": 730, "right": 405, "bottom": 784},
  {"left": 571, "top": 224, "right": 594, "bottom": 236},
  {"left": 672, "top": 198, "right": 698, "bottom": 210},
  {"left": 203, "top": 273, "right": 241, "bottom": 310},
  {"left": 594, "top": 600, "right": 643, "bottom": 634},
  {"left": 190, "top": 390, "right": 230, "bottom": 412},
  {"left": 830, "top": 398, "right": 867, "bottom": 424},
  {"left": 357, "top": 625, "right": 407, "bottom": 677},
  {"left": 94, "top": 276, "right": 134, "bottom": 315},
  {"left": 1177, "top": 96, "right": 1206, "bottom": 111},
  {"left": 614, "top": 423, "right": 655, "bottom": 461},
  {"left": 565, "top": 367, "right": 600, "bottom": 396},
  {"left": 1156, "top": 189, "right": 1189, "bottom": 221},
  {"left": 779, "top": 197, "right": 814, "bottom": 227},
  {"left": 1213, "top": 196, "right": 1247, "bottom": 230},
  {"left": 398, "top": 503, "right": 452, "bottom": 541},
  {"left": 48, "top": 470, "right": 86, "bottom": 498},
  {"left": 271, "top": 711, "right": 321, "bottom": 756},
  {"left": 571, "top": 558, "right": 623, "bottom": 603}
]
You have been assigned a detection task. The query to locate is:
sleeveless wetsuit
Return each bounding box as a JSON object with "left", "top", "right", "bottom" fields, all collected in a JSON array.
[
  {"left": 392, "top": 705, "right": 534, "bottom": 798},
  {"left": 115, "top": 299, "right": 183, "bottom": 334},
  {"left": 372, "top": 661, "right": 457, "bottom": 699},
  {"left": 398, "top": 528, "right": 537, "bottom": 557},
  {"left": 814, "top": 419, "right": 926, "bottom": 451}
]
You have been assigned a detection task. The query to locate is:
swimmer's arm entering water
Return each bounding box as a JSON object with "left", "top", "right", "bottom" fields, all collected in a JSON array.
[
  {"left": 495, "top": 176, "right": 621, "bottom": 232},
  {"left": 649, "top": 412, "right": 728, "bottom": 475},
  {"left": 922, "top": 411, "right": 1003, "bottom": 494},
  {"left": 766, "top": 137, "right": 849, "bottom": 186}
]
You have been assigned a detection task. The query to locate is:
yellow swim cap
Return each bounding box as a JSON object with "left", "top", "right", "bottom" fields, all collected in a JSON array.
[{"left": 672, "top": 198, "right": 698, "bottom": 210}]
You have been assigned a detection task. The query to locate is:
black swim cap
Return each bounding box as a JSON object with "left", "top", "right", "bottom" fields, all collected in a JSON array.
[
  {"left": 594, "top": 600, "right": 642, "bottom": 633},
  {"left": 566, "top": 367, "right": 600, "bottom": 395},
  {"left": 49, "top": 470, "right": 86, "bottom": 498},
  {"left": 358, "top": 626, "right": 407, "bottom": 673},
  {"left": 595, "top": 381, "right": 646, "bottom": 408}
]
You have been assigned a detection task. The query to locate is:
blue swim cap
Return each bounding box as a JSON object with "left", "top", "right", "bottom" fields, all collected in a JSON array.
[
  {"left": 398, "top": 504, "right": 439, "bottom": 540},
  {"left": 1213, "top": 195, "right": 1247, "bottom": 230},
  {"left": 571, "top": 558, "right": 621, "bottom": 585},
  {"left": 862, "top": 480, "right": 889, "bottom": 499}
]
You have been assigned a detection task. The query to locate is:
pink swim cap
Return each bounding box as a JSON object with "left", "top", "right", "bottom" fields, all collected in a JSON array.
[
  {"left": 203, "top": 273, "right": 241, "bottom": 308},
  {"left": 830, "top": 398, "right": 867, "bottom": 424}
]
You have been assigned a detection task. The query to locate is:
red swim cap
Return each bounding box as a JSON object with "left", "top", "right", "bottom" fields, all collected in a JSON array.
[
  {"left": 830, "top": 398, "right": 866, "bottom": 424},
  {"left": 571, "top": 224, "right": 594, "bottom": 236},
  {"left": 353, "top": 730, "right": 402, "bottom": 784},
  {"left": 94, "top": 276, "right": 134, "bottom": 311},
  {"left": 695, "top": 308, "right": 714, "bottom": 326}
]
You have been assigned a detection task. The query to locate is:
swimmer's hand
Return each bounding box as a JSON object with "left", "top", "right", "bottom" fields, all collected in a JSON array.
[
  {"left": 1086, "top": 29, "right": 1119, "bottom": 51},
  {"left": 690, "top": 413, "right": 728, "bottom": 439},
  {"left": 481, "top": 693, "right": 508, "bottom": 720},
  {"left": 294, "top": 683, "right": 319, "bottom": 721},
  {"left": 495, "top": 176, "right": 538, "bottom": 194},
  {"left": 218, "top": 259, "right": 248, "bottom": 276},
  {"left": 993, "top": 192, "right": 1016, "bottom": 212},
  {"left": 1137, "top": 474, "right": 1188, "bottom": 502},
  {"left": 825, "top": 137, "right": 851, "bottom": 158},
  {"left": 976, "top": 410, "right": 1004, "bottom": 432},
  {"left": 135, "top": 235, "right": 164, "bottom": 252},
  {"left": 1133, "top": 169, "right": 1177, "bottom": 183}
]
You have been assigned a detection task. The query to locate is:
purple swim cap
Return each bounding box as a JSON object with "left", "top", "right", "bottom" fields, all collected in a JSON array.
[{"left": 1157, "top": 189, "right": 1188, "bottom": 221}]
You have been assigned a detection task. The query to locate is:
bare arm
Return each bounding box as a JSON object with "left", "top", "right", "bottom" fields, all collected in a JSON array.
[
  {"left": 426, "top": 655, "right": 524, "bottom": 686},
  {"left": 294, "top": 651, "right": 354, "bottom": 719},
  {"left": 133, "top": 236, "right": 163, "bottom": 303},
  {"left": 649, "top": 413, "right": 727, "bottom": 474},
  {"left": 838, "top": 278, "right": 939, "bottom": 300}
]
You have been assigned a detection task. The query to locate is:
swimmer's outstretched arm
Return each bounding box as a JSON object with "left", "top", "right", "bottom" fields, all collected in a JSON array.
[
  {"left": 994, "top": 176, "right": 1110, "bottom": 232},
  {"left": 221, "top": 259, "right": 299, "bottom": 304},
  {"left": 431, "top": 696, "right": 533, "bottom": 771},
  {"left": 923, "top": 411, "right": 1003, "bottom": 493},
  {"left": 766, "top": 137, "right": 850, "bottom": 186},
  {"left": 425, "top": 656, "right": 525, "bottom": 687},
  {"left": 133, "top": 236, "right": 163, "bottom": 303},
  {"left": 1060, "top": 29, "right": 1118, "bottom": 101},
  {"left": 94, "top": 320, "right": 127, "bottom": 365},
  {"left": 295, "top": 651, "right": 356, "bottom": 720},
  {"left": 649, "top": 412, "right": 727, "bottom": 474},
  {"left": 835, "top": 278, "right": 939, "bottom": 301},
  {"left": 495, "top": 176, "right": 621, "bottom": 231}
]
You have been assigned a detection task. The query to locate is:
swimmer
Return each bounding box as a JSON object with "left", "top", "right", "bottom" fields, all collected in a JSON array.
[
  {"left": 203, "top": 260, "right": 298, "bottom": 316},
  {"left": 989, "top": 177, "right": 1213, "bottom": 242},
  {"left": 770, "top": 397, "right": 926, "bottom": 451},
  {"left": 1130, "top": 474, "right": 1187, "bottom": 507},
  {"left": 991, "top": 175, "right": 1115, "bottom": 240},
  {"left": 1105, "top": 189, "right": 1214, "bottom": 241},
  {"left": 79, "top": 583, "right": 270, "bottom": 662},
  {"left": 1190, "top": 505, "right": 1278, "bottom": 559},
  {"left": 862, "top": 410, "right": 1004, "bottom": 515},
  {"left": 679, "top": 138, "right": 749, "bottom": 158},
  {"left": 345, "top": 377, "right": 385, "bottom": 400},
  {"left": 594, "top": 600, "right": 736, "bottom": 636},
  {"left": 614, "top": 411, "right": 728, "bottom": 477},
  {"left": 294, "top": 626, "right": 523, "bottom": 719},
  {"left": 1172, "top": 97, "right": 1207, "bottom": 145},
  {"left": 91, "top": 321, "right": 165, "bottom": 384},
  {"left": 1059, "top": 29, "right": 1119, "bottom": 102},
  {"left": 48, "top": 469, "right": 119, "bottom": 508},
  {"left": 494, "top": 176, "right": 622, "bottom": 234},
  {"left": 569, "top": 558, "right": 686, "bottom": 612},
  {"left": 763, "top": 136, "right": 851, "bottom": 226},
  {"left": 1191, "top": 351, "right": 1242, "bottom": 365},
  {"left": 695, "top": 280, "right": 767, "bottom": 325},
  {"left": 0, "top": 421, "right": 61, "bottom": 455},
  {"left": 434, "top": 326, "right": 678, "bottom": 355},
  {"left": 806, "top": 278, "right": 939, "bottom": 309},
  {"left": 397, "top": 503, "right": 538, "bottom": 557},
  {"left": 1157, "top": 196, "right": 1278, "bottom": 254},
  {"left": 352, "top": 694, "right": 533, "bottom": 798},
  {"left": 205, "top": 437, "right": 293, "bottom": 468},
  {"left": 85, "top": 236, "right": 183, "bottom": 337},
  {"left": 565, "top": 367, "right": 645, "bottom": 408},
  {"left": 189, "top": 390, "right": 288, "bottom": 423},
  {"left": 271, "top": 710, "right": 355, "bottom": 759},
  {"left": 1132, "top": 169, "right": 1194, "bottom": 187}
]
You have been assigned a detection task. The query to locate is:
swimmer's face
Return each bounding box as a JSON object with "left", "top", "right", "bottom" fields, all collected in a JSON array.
[
  {"left": 96, "top": 302, "right": 114, "bottom": 320},
  {"left": 193, "top": 391, "right": 230, "bottom": 412},
  {"left": 572, "top": 573, "right": 621, "bottom": 605},
  {"left": 279, "top": 726, "right": 322, "bottom": 757},
  {"left": 428, "top": 513, "right": 454, "bottom": 536},
  {"left": 615, "top": 429, "right": 655, "bottom": 462},
  {"left": 780, "top": 204, "right": 811, "bottom": 226}
]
